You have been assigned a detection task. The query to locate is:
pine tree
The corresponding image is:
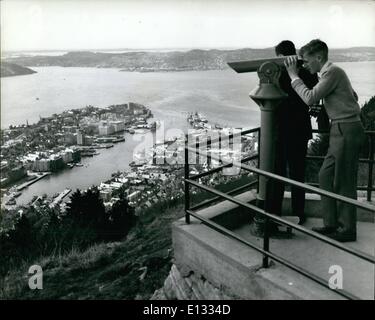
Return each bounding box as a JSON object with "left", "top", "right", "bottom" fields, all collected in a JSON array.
[{"left": 107, "top": 195, "right": 136, "bottom": 241}]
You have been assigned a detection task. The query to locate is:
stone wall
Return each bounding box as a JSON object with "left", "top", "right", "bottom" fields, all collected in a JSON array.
[{"left": 151, "top": 264, "right": 239, "bottom": 300}]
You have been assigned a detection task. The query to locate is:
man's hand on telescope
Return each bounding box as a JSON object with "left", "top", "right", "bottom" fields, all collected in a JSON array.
[{"left": 284, "top": 56, "right": 299, "bottom": 80}]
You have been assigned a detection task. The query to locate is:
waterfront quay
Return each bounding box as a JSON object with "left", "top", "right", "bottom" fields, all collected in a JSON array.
[{"left": 16, "top": 172, "right": 51, "bottom": 191}]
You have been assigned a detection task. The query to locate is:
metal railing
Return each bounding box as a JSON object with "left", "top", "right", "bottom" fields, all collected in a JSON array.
[{"left": 184, "top": 127, "right": 375, "bottom": 300}]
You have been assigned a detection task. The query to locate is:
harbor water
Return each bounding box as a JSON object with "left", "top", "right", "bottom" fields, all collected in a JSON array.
[{"left": 1, "top": 62, "right": 374, "bottom": 204}]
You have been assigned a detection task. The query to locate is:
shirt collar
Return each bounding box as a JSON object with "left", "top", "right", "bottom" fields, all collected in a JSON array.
[{"left": 318, "top": 61, "right": 331, "bottom": 78}]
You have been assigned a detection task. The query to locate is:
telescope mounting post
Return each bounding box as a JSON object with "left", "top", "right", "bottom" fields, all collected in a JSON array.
[{"left": 249, "top": 62, "right": 287, "bottom": 237}]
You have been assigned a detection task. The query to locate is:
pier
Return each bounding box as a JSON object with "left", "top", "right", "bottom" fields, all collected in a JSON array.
[
  {"left": 49, "top": 188, "right": 72, "bottom": 208},
  {"left": 16, "top": 172, "right": 51, "bottom": 191}
]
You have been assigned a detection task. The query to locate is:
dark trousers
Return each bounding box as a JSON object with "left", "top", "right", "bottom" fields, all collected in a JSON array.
[{"left": 267, "top": 135, "right": 308, "bottom": 217}]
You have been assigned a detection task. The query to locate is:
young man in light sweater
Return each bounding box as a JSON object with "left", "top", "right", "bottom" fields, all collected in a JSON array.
[{"left": 284, "top": 39, "right": 365, "bottom": 242}]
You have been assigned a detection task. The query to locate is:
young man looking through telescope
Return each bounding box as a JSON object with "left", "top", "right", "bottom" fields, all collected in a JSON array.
[{"left": 284, "top": 39, "right": 364, "bottom": 242}]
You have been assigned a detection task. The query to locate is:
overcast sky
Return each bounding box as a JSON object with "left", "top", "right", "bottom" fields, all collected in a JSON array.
[{"left": 1, "top": 0, "right": 375, "bottom": 52}]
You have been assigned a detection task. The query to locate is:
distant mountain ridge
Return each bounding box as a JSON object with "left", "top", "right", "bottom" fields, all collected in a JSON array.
[
  {"left": 3, "top": 47, "right": 375, "bottom": 72},
  {"left": 0, "top": 62, "right": 37, "bottom": 77}
]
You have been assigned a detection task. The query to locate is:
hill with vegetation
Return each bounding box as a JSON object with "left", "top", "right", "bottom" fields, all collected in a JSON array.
[
  {"left": 3, "top": 47, "right": 375, "bottom": 72},
  {"left": 0, "top": 203, "right": 181, "bottom": 299}
]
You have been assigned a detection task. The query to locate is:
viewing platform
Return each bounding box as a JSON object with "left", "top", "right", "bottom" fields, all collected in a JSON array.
[
  {"left": 169, "top": 56, "right": 375, "bottom": 300},
  {"left": 165, "top": 58, "right": 375, "bottom": 300},
  {"left": 171, "top": 121, "right": 374, "bottom": 300},
  {"left": 173, "top": 190, "right": 374, "bottom": 300}
]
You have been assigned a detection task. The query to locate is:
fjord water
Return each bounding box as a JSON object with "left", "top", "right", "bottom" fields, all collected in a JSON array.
[
  {"left": 1, "top": 61, "right": 374, "bottom": 203},
  {"left": 1, "top": 67, "right": 262, "bottom": 129}
]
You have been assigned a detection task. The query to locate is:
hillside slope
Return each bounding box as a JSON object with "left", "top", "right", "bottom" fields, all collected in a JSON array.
[{"left": 0, "top": 204, "right": 184, "bottom": 299}]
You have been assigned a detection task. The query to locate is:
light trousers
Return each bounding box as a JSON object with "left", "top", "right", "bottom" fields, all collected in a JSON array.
[{"left": 319, "top": 121, "right": 365, "bottom": 233}]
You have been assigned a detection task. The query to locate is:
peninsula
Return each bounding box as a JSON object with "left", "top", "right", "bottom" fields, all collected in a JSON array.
[{"left": 0, "top": 61, "right": 37, "bottom": 77}]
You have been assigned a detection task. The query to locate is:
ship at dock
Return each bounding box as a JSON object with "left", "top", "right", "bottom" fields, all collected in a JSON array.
[
  {"left": 95, "top": 135, "right": 125, "bottom": 144},
  {"left": 126, "top": 119, "right": 161, "bottom": 134},
  {"left": 187, "top": 112, "right": 211, "bottom": 129}
]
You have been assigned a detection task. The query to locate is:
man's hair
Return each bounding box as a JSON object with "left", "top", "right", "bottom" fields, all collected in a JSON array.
[
  {"left": 300, "top": 39, "right": 328, "bottom": 60},
  {"left": 275, "top": 40, "right": 296, "bottom": 56}
]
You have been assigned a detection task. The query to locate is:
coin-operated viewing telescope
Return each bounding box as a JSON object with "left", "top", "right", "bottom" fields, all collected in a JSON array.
[
  {"left": 228, "top": 57, "right": 293, "bottom": 237},
  {"left": 227, "top": 56, "right": 303, "bottom": 73}
]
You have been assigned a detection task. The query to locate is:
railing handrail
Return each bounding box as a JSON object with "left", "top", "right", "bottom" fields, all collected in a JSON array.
[
  {"left": 187, "top": 127, "right": 260, "bottom": 150},
  {"left": 186, "top": 126, "right": 374, "bottom": 200},
  {"left": 186, "top": 146, "right": 375, "bottom": 212},
  {"left": 312, "top": 129, "right": 375, "bottom": 135},
  {"left": 186, "top": 178, "right": 375, "bottom": 263},
  {"left": 183, "top": 126, "right": 375, "bottom": 300}
]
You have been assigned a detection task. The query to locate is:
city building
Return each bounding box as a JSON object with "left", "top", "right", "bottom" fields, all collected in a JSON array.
[
  {"left": 61, "top": 149, "right": 74, "bottom": 163},
  {"left": 64, "top": 132, "right": 77, "bottom": 145},
  {"left": 76, "top": 129, "right": 85, "bottom": 145},
  {"left": 99, "top": 190, "right": 112, "bottom": 202},
  {"left": 32, "top": 158, "right": 50, "bottom": 172},
  {"left": 98, "top": 122, "right": 115, "bottom": 136},
  {"left": 110, "top": 120, "right": 125, "bottom": 133},
  {"left": 62, "top": 125, "right": 78, "bottom": 133}
]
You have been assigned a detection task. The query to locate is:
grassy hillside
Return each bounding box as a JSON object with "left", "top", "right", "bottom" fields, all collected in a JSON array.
[{"left": 0, "top": 204, "right": 184, "bottom": 299}]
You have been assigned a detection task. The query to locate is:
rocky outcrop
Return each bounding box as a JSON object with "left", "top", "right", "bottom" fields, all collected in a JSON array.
[{"left": 151, "top": 264, "right": 239, "bottom": 300}]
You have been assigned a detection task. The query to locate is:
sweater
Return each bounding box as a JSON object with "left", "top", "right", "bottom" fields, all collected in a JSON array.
[{"left": 291, "top": 62, "right": 361, "bottom": 123}]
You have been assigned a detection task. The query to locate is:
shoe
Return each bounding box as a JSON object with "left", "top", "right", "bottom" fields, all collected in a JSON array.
[
  {"left": 249, "top": 222, "right": 293, "bottom": 239},
  {"left": 328, "top": 230, "right": 357, "bottom": 242},
  {"left": 268, "top": 221, "right": 281, "bottom": 232},
  {"left": 298, "top": 216, "right": 306, "bottom": 225},
  {"left": 269, "top": 229, "right": 293, "bottom": 239},
  {"left": 312, "top": 226, "right": 337, "bottom": 235}
]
